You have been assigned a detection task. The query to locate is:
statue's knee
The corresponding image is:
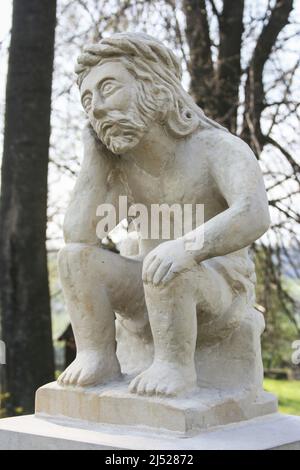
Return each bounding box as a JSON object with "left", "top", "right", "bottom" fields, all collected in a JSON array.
[
  {"left": 143, "top": 275, "right": 183, "bottom": 301},
  {"left": 58, "top": 243, "right": 93, "bottom": 282},
  {"left": 58, "top": 243, "right": 117, "bottom": 286}
]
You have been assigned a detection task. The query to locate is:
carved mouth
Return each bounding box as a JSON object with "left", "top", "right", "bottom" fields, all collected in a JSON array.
[
  {"left": 96, "top": 119, "right": 120, "bottom": 139},
  {"left": 93, "top": 113, "right": 147, "bottom": 154}
]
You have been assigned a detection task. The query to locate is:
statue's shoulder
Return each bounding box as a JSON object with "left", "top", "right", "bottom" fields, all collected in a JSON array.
[
  {"left": 193, "top": 127, "right": 254, "bottom": 161},
  {"left": 195, "top": 127, "right": 247, "bottom": 148}
]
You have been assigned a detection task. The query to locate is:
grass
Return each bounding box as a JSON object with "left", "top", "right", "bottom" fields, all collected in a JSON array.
[{"left": 264, "top": 378, "right": 300, "bottom": 416}]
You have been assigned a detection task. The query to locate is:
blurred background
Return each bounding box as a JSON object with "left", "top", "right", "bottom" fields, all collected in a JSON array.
[{"left": 0, "top": 0, "right": 299, "bottom": 417}]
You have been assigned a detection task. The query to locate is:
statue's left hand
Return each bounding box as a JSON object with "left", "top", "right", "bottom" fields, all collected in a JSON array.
[{"left": 142, "top": 239, "right": 197, "bottom": 286}]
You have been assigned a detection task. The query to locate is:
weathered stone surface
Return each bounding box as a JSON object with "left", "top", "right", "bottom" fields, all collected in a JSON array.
[
  {"left": 36, "top": 380, "right": 277, "bottom": 434},
  {"left": 1, "top": 414, "right": 300, "bottom": 450},
  {"left": 40, "top": 33, "right": 275, "bottom": 430}
]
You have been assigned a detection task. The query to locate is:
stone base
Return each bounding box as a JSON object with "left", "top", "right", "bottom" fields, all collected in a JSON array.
[
  {"left": 1, "top": 413, "right": 300, "bottom": 450},
  {"left": 35, "top": 380, "right": 277, "bottom": 435}
]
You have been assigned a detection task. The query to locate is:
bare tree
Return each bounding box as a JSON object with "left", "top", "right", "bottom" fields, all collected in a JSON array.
[
  {"left": 181, "top": 0, "right": 299, "bottom": 325},
  {"left": 47, "top": 0, "right": 300, "bottom": 362},
  {"left": 0, "top": 0, "right": 56, "bottom": 414}
]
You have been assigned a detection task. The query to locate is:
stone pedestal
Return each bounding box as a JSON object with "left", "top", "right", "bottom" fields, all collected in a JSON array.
[
  {"left": 1, "top": 413, "right": 300, "bottom": 450},
  {"left": 35, "top": 380, "right": 277, "bottom": 435}
]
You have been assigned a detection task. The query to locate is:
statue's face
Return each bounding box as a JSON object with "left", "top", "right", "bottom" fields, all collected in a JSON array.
[{"left": 80, "top": 61, "right": 150, "bottom": 154}]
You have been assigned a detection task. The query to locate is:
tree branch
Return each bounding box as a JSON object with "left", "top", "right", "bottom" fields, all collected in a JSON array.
[
  {"left": 207, "top": 0, "right": 220, "bottom": 19},
  {"left": 183, "top": 0, "right": 215, "bottom": 115},
  {"left": 264, "top": 135, "right": 300, "bottom": 178},
  {"left": 242, "top": 0, "right": 294, "bottom": 149}
]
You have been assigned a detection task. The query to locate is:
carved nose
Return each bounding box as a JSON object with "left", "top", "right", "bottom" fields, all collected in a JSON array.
[{"left": 92, "top": 94, "right": 106, "bottom": 119}]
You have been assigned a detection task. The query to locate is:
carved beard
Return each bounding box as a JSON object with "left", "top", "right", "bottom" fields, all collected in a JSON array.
[{"left": 93, "top": 104, "right": 150, "bottom": 155}]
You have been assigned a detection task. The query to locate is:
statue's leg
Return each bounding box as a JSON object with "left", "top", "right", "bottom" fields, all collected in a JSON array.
[
  {"left": 57, "top": 243, "right": 145, "bottom": 386},
  {"left": 129, "top": 262, "right": 235, "bottom": 397}
]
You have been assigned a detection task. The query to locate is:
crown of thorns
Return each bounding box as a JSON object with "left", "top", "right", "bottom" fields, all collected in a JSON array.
[{"left": 75, "top": 33, "right": 182, "bottom": 87}]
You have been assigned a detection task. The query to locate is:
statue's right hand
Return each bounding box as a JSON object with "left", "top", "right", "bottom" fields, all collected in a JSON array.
[
  {"left": 82, "top": 121, "right": 113, "bottom": 157},
  {"left": 82, "top": 121, "right": 100, "bottom": 146}
]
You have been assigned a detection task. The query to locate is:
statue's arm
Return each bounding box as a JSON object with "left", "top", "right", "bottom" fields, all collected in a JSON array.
[
  {"left": 63, "top": 124, "right": 115, "bottom": 244},
  {"left": 185, "top": 132, "right": 270, "bottom": 262}
]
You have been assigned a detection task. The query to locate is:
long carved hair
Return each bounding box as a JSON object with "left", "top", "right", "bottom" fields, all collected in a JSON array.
[{"left": 75, "top": 32, "right": 227, "bottom": 138}]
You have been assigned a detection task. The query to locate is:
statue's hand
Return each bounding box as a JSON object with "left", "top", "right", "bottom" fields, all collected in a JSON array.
[
  {"left": 82, "top": 121, "right": 108, "bottom": 154},
  {"left": 142, "top": 239, "right": 197, "bottom": 286}
]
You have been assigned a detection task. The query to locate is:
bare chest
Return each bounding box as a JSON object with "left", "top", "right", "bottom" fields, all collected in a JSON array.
[{"left": 122, "top": 155, "right": 213, "bottom": 207}]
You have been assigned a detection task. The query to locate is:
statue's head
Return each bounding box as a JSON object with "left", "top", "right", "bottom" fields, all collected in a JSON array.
[{"left": 76, "top": 32, "right": 224, "bottom": 154}]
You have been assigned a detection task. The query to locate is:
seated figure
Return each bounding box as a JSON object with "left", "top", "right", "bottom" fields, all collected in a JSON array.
[{"left": 57, "top": 33, "right": 270, "bottom": 399}]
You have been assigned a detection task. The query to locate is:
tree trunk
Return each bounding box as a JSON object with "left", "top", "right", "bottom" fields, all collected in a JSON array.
[
  {"left": 217, "top": 0, "right": 244, "bottom": 132},
  {"left": 0, "top": 0, "right": 56, "bottom": 415},
  {"left": 183, "top": 0, "right": 216, "bottom": 117}
]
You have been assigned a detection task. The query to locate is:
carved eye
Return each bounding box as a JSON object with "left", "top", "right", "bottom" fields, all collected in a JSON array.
[
  {"left": 82, "top": 94, "right": 92, "bottom": 113},
  {"left": 101, "top": 81, "right": 117, "bottom": 97}
]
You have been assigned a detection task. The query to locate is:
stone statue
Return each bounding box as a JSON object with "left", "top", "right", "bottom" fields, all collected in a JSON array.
[{"left": 56, "top": 33, "right": 271, "bottom": 404}]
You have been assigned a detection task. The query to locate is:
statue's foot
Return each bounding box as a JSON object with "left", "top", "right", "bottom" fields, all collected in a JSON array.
[
  {"left": 129, "top": 360, "right": 197, "bottom": 397},
  {"left": 57, "top": 351, "right": 121, "bottom": 387}
]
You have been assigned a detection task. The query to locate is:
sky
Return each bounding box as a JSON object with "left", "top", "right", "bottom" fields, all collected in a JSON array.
[
  {"left": 0, "top": 1, "right": 11, "bottom": 36},
  {"left": 0, "top": 1, "right": 12, "bottom": 150},
  {"left": 0, "top": 1, "right": 12, "bottom": 66}
]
